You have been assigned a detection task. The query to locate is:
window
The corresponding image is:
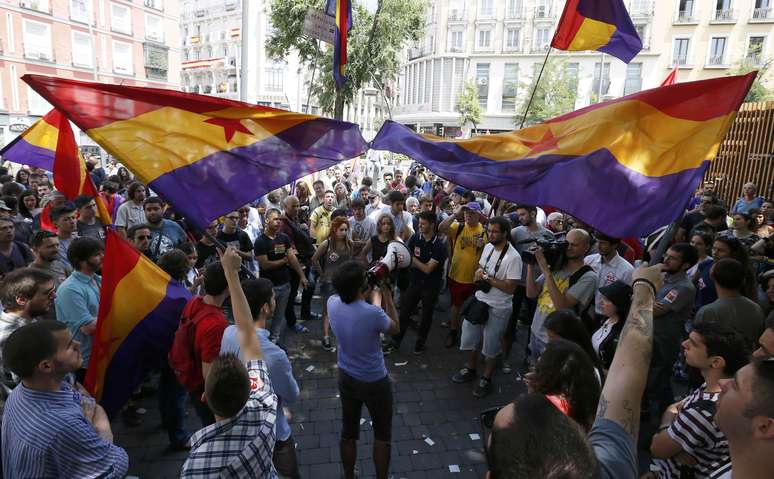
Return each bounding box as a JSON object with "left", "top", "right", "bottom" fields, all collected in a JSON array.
[
  {"left": 144, "top": 0, "right": 163, "bottom": 11},
  {"left": 476, "top": 63, "right": 489, "bottom": 109},
  {"left": 708, "top": 37, "right": 727, "bottom": 65},
  {"left": 22, "top": 20, "right": 52, "bottom": 61},
  {"left": 477, "top": 29, "right": 492, "bottom": 50},
  {"left": 112, "top": 40, "right": 133, "bottom": 74},
  {"left": 677, "top": 0, "right": 695, "bottom": 21},
  {"left": 673, "top": 38, "right": 690, "bottom": 65},
  {"left": 70, "top": 0, "right": 90, "bottom": 23},
  {"left": 449, "top": 0, "right": 464, "bottom": 20},
  {"left": 714, "top": 0, "right": 733, "bottom": 21},
  {"left": 145, "top": 13, "right": 163, "bottom": 42},
  {"left": 6, "top": 13, "right": 14, "bottom": 53},
  {"left": 534, "top": 27, "right": 550, "bottom": 51},
  {"left": 564, "top": 62, "right": 579, "bottom": 82},
  {"left": 265, "top": 64, "right": 283, "bottom": 92},
  {"left": 22, "top": 0, "right": 49, "bottom": 13},
  {"left": 592, "top": 62, "right": 611, "bottom": 96},
  {"left": 623, "top": 62, "right": 642, "bottom": 95},
  {"left": 747, "top": 36, "right": 766, "bottom": 65},
  {"left": 535, "top": 0, "right": 550, "bottom": 18},
  {"left": 478, "top": 0, "right": 493, "bottom": 18},
  {"left": 110, "top": 3, "right": 131, "bottom": 34},
  {"left": 9, "top": 64, "right": 19, "bottom": 111},
  {"left": 71, "top": 31, "right": 93, "bottom": 67},
  {"left": 505, "top": 28, "right": 520, "bottom": 50},
  {"left": 502, "top": 63, "right": 518, "bottom": 112},
  {"left": 506, "top": 0, "right": 522, "bottom": 18},
  {"left": 634, "top": 24, "right": 647, "bottom": 46},
  {"left": 27, "top": 86, "right": 50, "bottom": 115},
  {"left": 449, "top": 30, "right": 463, "bottom": 51},
  {"left": 630, "top": 0, "right": 651, "bottom": 15},
  {"left": 753, "top": 0, "right": 772, "bottom": 20}
]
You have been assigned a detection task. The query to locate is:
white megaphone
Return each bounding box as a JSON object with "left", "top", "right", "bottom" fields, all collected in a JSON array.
[{"left": 367, "top": 241, "right": 411, "bottom": 285}]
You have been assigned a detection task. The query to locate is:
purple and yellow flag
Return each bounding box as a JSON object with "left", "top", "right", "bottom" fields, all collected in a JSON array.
[
  {"left": 552, "top": 0, "right": 642, "bottom": 63},
  {"left": 326, "top": 0, "right": 351, "bottom": 87},
  {"left": 22, "top": 75, "right": 368, "bottom": 229},
  {"left": 0, "top": 109, "right": 112, "bottom": 224},
  {"left": 371, "top": 74, "right": 756, "bottom": 238},
  {"left": 84, "top": 229, "right": 191, "bottom": 417}
]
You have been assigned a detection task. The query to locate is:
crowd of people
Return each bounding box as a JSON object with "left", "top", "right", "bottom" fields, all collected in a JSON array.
[{"left": 0, "top": 155, "right": 772, "bottom": 478}]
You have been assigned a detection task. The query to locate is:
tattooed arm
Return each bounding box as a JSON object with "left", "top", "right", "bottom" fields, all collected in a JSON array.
[{"left": 595, "top": 263, "right": 664, "bottom": 440}]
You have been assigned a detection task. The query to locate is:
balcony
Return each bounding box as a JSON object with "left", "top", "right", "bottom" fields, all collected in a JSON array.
[
  {"left": 751, "top": 7, "right": 774, "bottom": 21},
  {"left": 533, "top": 6, "right": 553, "bottom": 19},
  {"left": 711, "top": 9, "right": 735, "bottom": 23},
  {"left": 706, "top": 55, "right": 727, "bottom": 67},
  {"left": 448, "top": 9, "right": 465, "bottom": 23},
  {"left": 24, "top": 50, "right": 55, "bottom": 62},
  {"left": 145, "top": 32, "right": 165, "bottom": 44},
  {"left": 19, "top": 0, "right": 52, "bottom": 15},
  {"left": 673, "top": 54, "right": 689, "bottom": 66},
  {"left": 674, "top": 10, "right": 698, "bottom": 24}
]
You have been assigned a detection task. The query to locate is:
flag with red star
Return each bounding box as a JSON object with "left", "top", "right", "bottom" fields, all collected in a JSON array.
[
  {"left": 22, "top": 75, "right": 369, "bottom": 230},
  {"left": 84, "top": 229, "right": 191, "bottom": 417}
]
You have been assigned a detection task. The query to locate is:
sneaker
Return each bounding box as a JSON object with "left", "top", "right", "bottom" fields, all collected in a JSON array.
[
  {"left": 501, "top": 359, "right": 512, "bottom": 374},
  {"left": 440, "top": 320, "right": 450, "bottom": 328},
  {"left": 452, "top": 367, "right": 477, "bottom": 384},
  {"left": 473, "top": 377, "right": 492, "bottom": 398},
  {"left": 291, "top": 323, "right": 309, "bottom": 333},
  {"left": 382, "top": 342, "right": 398, "bottom": 355},
  {"left": 122, "top": 405, "right": 143, "bottom": 427},
  {"left": 322, "top": 336, "right": 333, "bottom": 352},
  {"left": 444, "top": 330, "right": 459, "bottom": 349},
  {"left": 413, "top": 340, "right": 426, "bottom": 355}
]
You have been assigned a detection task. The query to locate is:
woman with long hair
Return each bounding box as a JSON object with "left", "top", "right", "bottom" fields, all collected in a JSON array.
[
  {"left": 295, "top": 181, "right": 312, "bottom": 224},
  {"left": 750, "top": 208, "right": 773, "bottom": 238},
  {"left": 525, "top": 338, "right": 602, "bottom": 432},
  {"left": 724, "top": 212, "right": 760, "bottom": 252},
  {"left": 359, "top": 213, "right": 399, "bottom": 264},
  {"left": 544, "top": 310, "right": 605, "bottom": 382},
  {"left": 15, "top": 169, "right": 30, "bottom": 188},
  {"left": 117, "top": 167, "right": 133, "bottom": 189},
  {"left": 312, "top": 216, "right": 355, "bottom": 352},
  {"left": 17, "top": 190, "right": 39, "bottom": 220},
  {"left": 334, "top": 182, "right": 350, "bottom": 210}
]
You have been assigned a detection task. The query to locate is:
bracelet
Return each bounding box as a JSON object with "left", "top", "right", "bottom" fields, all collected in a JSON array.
[{"left": 632, "top": 278, "right": 657, "bottom": 297}]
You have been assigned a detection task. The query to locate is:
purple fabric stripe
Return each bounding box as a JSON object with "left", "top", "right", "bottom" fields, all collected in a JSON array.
[
  {"left": 99, "top": 281, "right": 191, "bottom": 417},
  {"left": 599, "top": 28, "right": 643, "bottom": 63},
  {"left": 149, "top": 118, "right": 367, "bottom": 230},
  {"left": 0, "top": 136, "right": 55, "bottom": 171},
  {"left": 371, "top": 121, "right": 706, "bottom": 238},
  {"left": 577, "top": 0, "right": 642, "bottom": 63},
  {"left": 577, "top": 0, "right": 619, "bottom": 25}
]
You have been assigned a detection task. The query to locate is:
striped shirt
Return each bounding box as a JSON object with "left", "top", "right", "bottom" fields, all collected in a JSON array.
[
  {"left": 181, "top": 359, "right": 278, "bottom": 479},
  {"left": 1, "top": 381, "right": 128, "bottom": 478},
  {"left": 653, "top": 384, "right": 729, "bottom": 478}
]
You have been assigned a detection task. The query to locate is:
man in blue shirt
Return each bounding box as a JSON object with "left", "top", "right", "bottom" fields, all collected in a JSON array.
[
  {"left": 328, "top": 261, "right": 399, "bottom": 479},
  {"left": 54, "top": 236, "right": 103, "bottom": 384},
  {"left": 220, "top": 278, "right": 301, "bottom": 478},
  {"left": 144, "top": 196, "right": 187, "bottom": 263},
  {"left": 1, "top": 320, "right": 128, "bottom": 477}
]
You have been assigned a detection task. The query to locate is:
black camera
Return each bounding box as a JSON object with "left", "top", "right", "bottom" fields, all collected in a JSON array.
[
  {"left": 473, "top": 279, "right": 492, "bottom": 293},
  {"left": 521, "top": 239, "right": 568, "bottom": 268}
]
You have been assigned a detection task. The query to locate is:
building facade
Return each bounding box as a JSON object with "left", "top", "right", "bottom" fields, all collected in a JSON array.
[
  {"left": 0, "top": 0, "right": 180, "bottom": 148},
  {"left": 394, "top": 0, "right": 774, "bottom": 135}
]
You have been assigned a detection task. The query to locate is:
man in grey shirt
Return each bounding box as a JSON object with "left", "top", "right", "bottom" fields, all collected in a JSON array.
[{"left": 695, "top": 257, "right": 764, "bottom": 346}]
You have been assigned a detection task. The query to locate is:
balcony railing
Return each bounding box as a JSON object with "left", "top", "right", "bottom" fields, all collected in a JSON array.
[
  {"left": 746, "top": 54, "right": 763, "bottom": 65},
  {"left": 674, "top": 10, "right": 697, "bottom": 23},
  {"left": 707, "top": 55, "right": 725, "bottom": 66},
  {"left": 448, "top": 9, "right": 465, "bottom": 21},
  {"left": 751, "top": 7, "right": 773, "bottom": 20},
  {"left": 24, "top": 50, "right": 55, "bottom": 62},
  {"left": 673, "top": 54, "right": 688, "bottom": 65},
  {"left": 712, "top": 9, "right": 735, "bottom": 22}
]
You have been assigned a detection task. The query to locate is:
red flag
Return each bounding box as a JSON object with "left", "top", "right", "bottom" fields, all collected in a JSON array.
[{"left": 661, "top": 66, "right": 679, "bottom": 86}]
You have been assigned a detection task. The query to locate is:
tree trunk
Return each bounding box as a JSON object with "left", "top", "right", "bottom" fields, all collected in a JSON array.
[{"left": 334, "top": 88, "right": 346, "bottom": 120}]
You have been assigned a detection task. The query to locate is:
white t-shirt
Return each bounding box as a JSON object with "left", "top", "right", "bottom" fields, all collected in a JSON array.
[
  {"left": 348, "top": 216, "right": 377, "bottom": 243},
  {"left": 475, "top": 242, "right": 522, "bottom": 309}
]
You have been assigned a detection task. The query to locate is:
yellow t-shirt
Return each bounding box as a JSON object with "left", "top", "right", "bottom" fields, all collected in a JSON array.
[
  {"left": 448, "top": 221, "right": 487, "bottom": 284},
  {"left": 311, "top": 206, "right": 332, "bottom": 242}
]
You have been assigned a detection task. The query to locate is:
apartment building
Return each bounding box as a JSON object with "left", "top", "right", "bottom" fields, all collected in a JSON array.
[{"left": 0, "top": 0, "right": 180, "bottom": 147}]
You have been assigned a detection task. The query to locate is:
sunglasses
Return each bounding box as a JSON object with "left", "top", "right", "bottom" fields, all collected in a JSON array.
[{"left": 135, "top": 234, "right": 151, "bottom": 240}]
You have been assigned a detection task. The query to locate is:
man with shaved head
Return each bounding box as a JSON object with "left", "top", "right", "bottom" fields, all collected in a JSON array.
[{"left": 526, "top": 228, "right": 596, "bottom": 361}]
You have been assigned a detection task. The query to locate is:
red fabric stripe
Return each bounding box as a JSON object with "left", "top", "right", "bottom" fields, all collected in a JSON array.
[
  {"left": 551, "top": 0, "right": 584, "bottom": 50},
  {"left": 51, "top": 110, "right": 84, "bottom": 200},
  {"left": 23, "top": 75, "right": 283, "bottom": 131},
  {"left": 340, "top": 0, "right": 348, "bottom": 72},
  {"left": 84, "top": 230, "right": 141, "bottom": 395},
  {"left": 546, "top": 73, "right": 756, "bottom": 124}
]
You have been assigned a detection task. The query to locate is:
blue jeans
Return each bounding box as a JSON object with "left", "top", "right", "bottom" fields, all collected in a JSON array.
[
  {"left": 528, "top": 332, "right": 547, "bottom": 365},
  {"left": 158, "top": 362, "right": 189, "bottom": 446},
  {"left": 270, "top": 282, "right": 292, "bottom": 343}
]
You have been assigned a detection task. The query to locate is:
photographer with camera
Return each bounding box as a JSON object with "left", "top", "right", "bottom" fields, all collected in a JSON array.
[
  {"left": 526, "top": 229, "right": 596, "bottom": 363},
  {"left": 328, "top": 260, "right": 399, "bottom": 479},
  {"left": 451, "top": 217, "right": 521, "bottom": 398}
]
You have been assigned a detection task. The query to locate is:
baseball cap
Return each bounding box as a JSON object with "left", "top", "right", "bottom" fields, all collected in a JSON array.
[
  {"left": 0, "top": 200, "right": 10, "bottom": 212},
  {"left": 599, "top": 281, "right": 632, "bottom": 315},
  {"left": 462, "top": 201, "right": 482, "bottom": 212}
]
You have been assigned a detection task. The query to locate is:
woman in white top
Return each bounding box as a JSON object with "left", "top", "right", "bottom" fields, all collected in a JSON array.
[{"left": 591, "top": 281, "right": 632, "bottom": 374}]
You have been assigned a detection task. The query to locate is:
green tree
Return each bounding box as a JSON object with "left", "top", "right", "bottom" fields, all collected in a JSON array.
[
  {"left": 728, "top": 58, "right": 774, "bottom": 102},
  {"left": 455, "top": 80, "right": 482, "bottom": 133},
  {"left": 515, "top": 59, "right": 578, "bottom": 126},
  {"left": 266, "top": 0, "right": 427, "bottom": 119}
]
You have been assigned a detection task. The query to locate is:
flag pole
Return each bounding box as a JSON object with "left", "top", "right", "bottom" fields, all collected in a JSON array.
[
  {"left": 518, "top": 46, "right": 552, "bottom": 129},
  {"left": 597, "top": 52, "right": 605, "bottom": 103}
]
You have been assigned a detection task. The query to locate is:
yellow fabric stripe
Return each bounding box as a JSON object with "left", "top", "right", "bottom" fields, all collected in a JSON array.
[
  {"left": 85, "top": 106, "right": 315, "bottom": 183},
  {"left": 568, "top": 17, "right": 616, "bottom": 51},
  {"left": 423, "top": 99, "right": 733, "bottom": 177},
  {"left": 23, "top": 117, "right": 59, "bottom": 151}
]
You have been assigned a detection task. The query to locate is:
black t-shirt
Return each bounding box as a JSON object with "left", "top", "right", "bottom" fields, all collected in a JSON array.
[
  {"left": 0, "top": 242, "right": 34, "bottom": 276},
  {"left": 196, "top": 241, "right": 219, "bottom": 269},
  {"left": 216, "top": 229, "right": 252, "bottom": 254},
  {"left": 680, "top": 211, "right": 705, "bottom": 233},
  {"left": 77, "top": 221, "right": 106, "bottom": 240},
  {"left": 408, "top": 233, "right": 447, "bottom": 288},
  {"left": 254, "top": 232, "right": 292, "bottom": 285}
]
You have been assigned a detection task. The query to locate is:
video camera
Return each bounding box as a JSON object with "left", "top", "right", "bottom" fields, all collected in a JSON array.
[{"left": 519, "top": 238, "right": 568, "bottom": 269}]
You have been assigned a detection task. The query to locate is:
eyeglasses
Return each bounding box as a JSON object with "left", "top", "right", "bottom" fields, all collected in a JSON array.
[{"left": 135, "top": 235, "right": 151, "bottom": 240}]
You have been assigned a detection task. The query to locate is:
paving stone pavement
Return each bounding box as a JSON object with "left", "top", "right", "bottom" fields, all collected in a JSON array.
[{"left": 113, "top": 291, "right": 528, "bottom": 478}]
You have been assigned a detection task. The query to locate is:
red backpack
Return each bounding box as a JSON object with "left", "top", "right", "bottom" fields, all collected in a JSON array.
[{"left": 168, "top": 309, "right": 204, "bottom": 393}]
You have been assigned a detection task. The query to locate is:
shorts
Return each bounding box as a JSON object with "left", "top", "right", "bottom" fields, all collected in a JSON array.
[
  {"left": 448, "top": 278, "right": 475, "bottom": 307},
  {"left": 320, "top": 281, "right": 335, "bottom": 301},
  {"left": 460, "top": 305, "right": 512, "bottom": 358},
  {"left": 338, "top": 370, "right": 393, "bottom": 442}
]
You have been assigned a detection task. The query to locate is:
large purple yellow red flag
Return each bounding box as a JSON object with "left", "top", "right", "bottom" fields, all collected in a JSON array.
[
  {"left": 552, "top": 0, "right": 642, "bottom": 63},
  {"left": 326, "top": 0, "right": 351, "bottom": 87},
  {"left": 23, "top": 75, "right": 367, "bottom": 230},
  {"left": 371, "top": 74, "right": 756, "bottom": 238},
  {"left": 84, "top": 229, "right": 191, "bottom": 417},
  {"left": 0, "top": 109, "right": 112, "bottom": 223}
]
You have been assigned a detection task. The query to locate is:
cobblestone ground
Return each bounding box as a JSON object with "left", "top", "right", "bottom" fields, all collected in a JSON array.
[{"left": 113, "top": 291, "right": 528, "bottom": 478}]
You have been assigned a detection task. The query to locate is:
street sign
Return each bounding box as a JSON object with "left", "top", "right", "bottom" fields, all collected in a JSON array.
[{"left": 303, "top": 7, "right": 336, "bottom": 45}]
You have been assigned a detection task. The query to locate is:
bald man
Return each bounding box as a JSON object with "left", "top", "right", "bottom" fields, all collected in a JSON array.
[{"left": 526, "top": 228, "right": 597, "bottom": 360}]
